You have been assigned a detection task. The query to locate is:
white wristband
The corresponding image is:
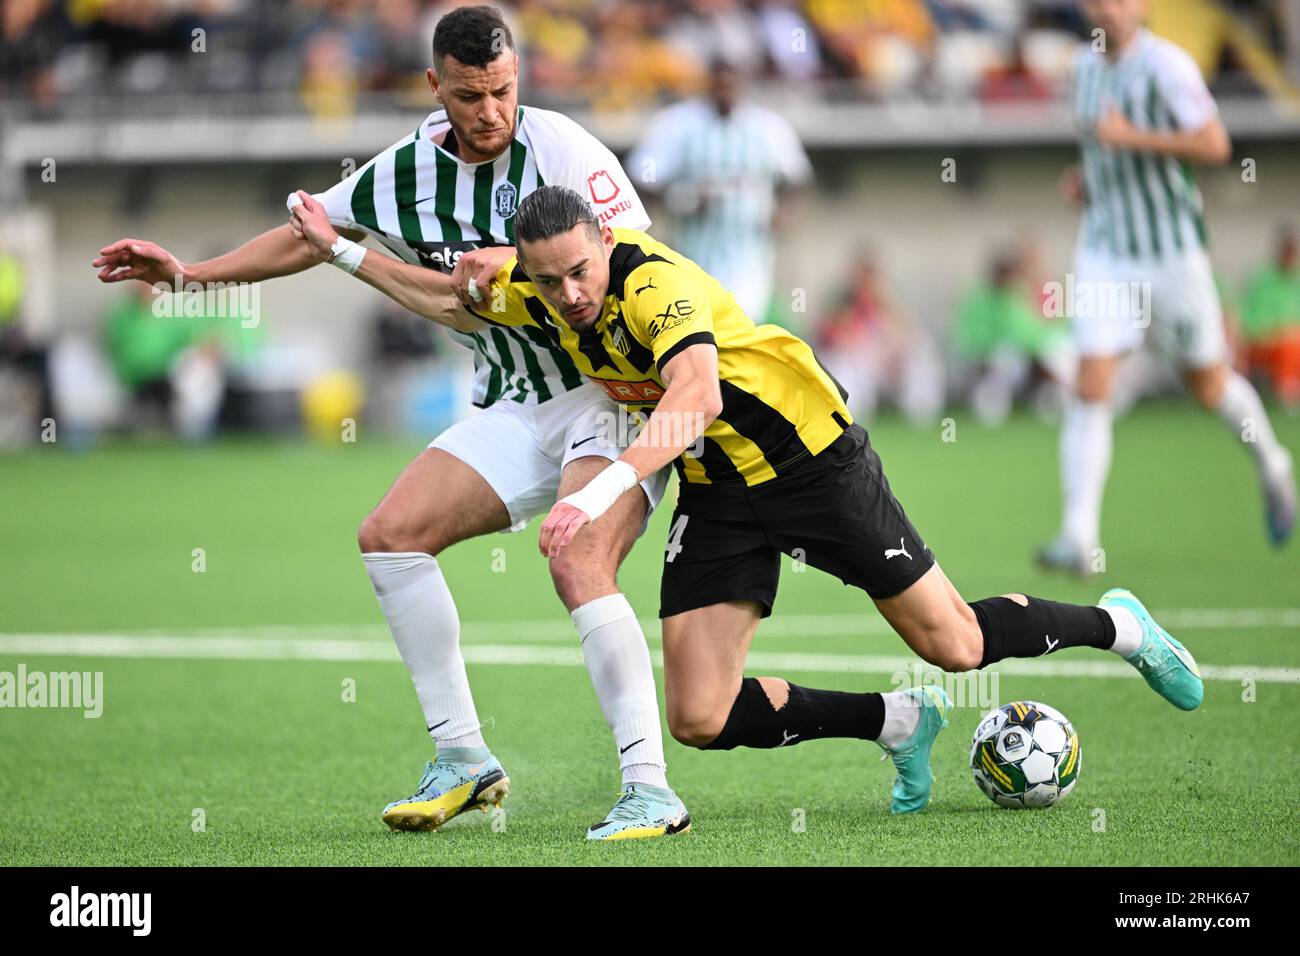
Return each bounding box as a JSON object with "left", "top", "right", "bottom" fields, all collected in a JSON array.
[
  {"left": 328, "top": 236, "right": 366, "bottom": 275},
  {"left": 558, "top": 460, "right": 639, "bottom": 522}
]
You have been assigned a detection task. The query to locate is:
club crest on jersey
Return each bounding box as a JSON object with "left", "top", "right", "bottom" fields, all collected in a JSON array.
[
  {"left": 494, "top": 182, "right": 518, "bottom": 219},
  {"left": 610, "top": 323, "right": 631, "bottom": 357}
]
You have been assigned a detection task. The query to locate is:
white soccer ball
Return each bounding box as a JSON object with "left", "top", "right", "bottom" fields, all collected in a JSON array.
[{"left": 969, "top": 701, "right": 1080, "bottom": 809}]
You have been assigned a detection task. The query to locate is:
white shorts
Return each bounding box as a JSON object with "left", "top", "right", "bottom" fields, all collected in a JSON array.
[
  {"left": 429, "top": 382, "right": 671, "bottom": 531},
  {"left": 1070, "top": 246, "right": 1226, "bottom": 369}
]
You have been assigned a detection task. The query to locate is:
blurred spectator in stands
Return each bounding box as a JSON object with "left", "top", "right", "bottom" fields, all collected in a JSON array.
[
  {"left": 0, "top": 0, "right": 71, "bottom": 107},
  {"left": 517, "top": 0, "right": 594, "bottom": 95},
  {"left": 954, "top": 248, "right": 1074, "bottom": 425},
  {"left": 0, "top": 244, "right": 23, "bottom": 333},
  {"left": 979, "top": 31, "right": 1053, "bottom": 102},
  {"left": 104, "top": 283, "right": 227, "bottom": 441},
  {"left": 587, "top": 2, "right": 702, "bottom": 111},
  {"left": 0, "top": 240, "right": 52, "bottom": 445},
  {"left": 815, "top": 251, "right": 943, "bottom": 424},
  {"left": 1240, "top": 226, "right": 1300, "bottom": 410},
  {"left": 370, "top": 0, "right": 434, "bottom": 95},
  {"left": 629, "top": 58, "right": 811, "bottom": 323},
  {"left": 755, "top": 0, "right": 825, "bottom": 82},
  {"left": 299, "top": 26, "right": 362, "bottom": 118},
  {"left": 926, "top": 1, "right": 993, "bottom": 32},
  {"left": 662, "top": 0, "right": 767, "bottom": 77},
  {"left": 804, "top": 0, "right": 934, "bottom": 89}
]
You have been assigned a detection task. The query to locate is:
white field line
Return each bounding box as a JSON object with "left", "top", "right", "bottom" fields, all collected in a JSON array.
[
  {"left": 0, "top": 630, "right": 1296, "bottom": 684},
  {"left": 32, "top": 606, "right": 1300, "bottom": 647}
]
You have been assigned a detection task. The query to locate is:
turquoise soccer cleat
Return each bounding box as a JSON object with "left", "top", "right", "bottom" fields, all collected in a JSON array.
[
  {"left": 381, "top": 754, "right": 509, "bottom": 832},
  {"left": 585, "top": 783, "right": 691, "bottom": 841},
  {"left": 877, "top": 685, "right": 952, "bottom": 814},
  {"left": 1100, "top": 588, "right": 1203, "bottom": 711}
]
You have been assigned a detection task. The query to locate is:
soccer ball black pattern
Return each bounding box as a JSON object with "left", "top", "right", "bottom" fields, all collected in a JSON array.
[{"left": 969, "top": 700, "right": 1080, "bottom": 809}]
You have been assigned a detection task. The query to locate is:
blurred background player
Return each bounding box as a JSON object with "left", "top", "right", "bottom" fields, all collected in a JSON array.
[
  {"left": 103, "top": 281, "right": 228, "bottom": 443},
  {"left": 953, "top": 247, "right": 1075, "bottom": 426},
  {"left": 1239, "top": 224, "right": 1300, "bottom": 412},
  {"left": 1039, "top": 0, "right": 1296, "bottom": 575},
  {"left": 814, "top": 250, "right": 943, "bottom": 424},
  {"left": 628, "top": 57, "right": 811, "bottom": 324}
]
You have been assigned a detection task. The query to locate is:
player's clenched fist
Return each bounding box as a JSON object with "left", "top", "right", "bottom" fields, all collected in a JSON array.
[
  {"left": 287, "top": 190, "right": 339, "bottom": 260},
  {"left": 538, "top": 502, "right": 593, "bottom": 558},
  {"left": 450, "top": 245, "right": 515, "bottom": 307},
  {"left": 93, "top": 239, "right": 186, "bottom": 286}
]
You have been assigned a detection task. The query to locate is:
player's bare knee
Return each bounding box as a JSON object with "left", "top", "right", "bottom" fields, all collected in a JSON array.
[
  {"left": 669, "top": 716, "right": 725, "bottom": 749},
  {"left": 358, "top": 507, "right": 442, "bottom": 556},
  {"left": 1192, "top": 379, "right": 1224, "bottom": 410},
  {"left": 948, "top": 638, "right": 985, "bottom": 673},
  {"left": 667, "top": 705, "right": 726, "bottom": 748},
  {"left": 1076, "top": 379, "right": 1109, "bottom": 404},
  {"left": 911, "top": 614, "right": 983, "bottom": 673},
  {"left": 548, "top": 551, "right": 616, "bottom": 611},
  {"left": 357, "top": 511, "right": 391, "bottom": 554},
  {"left": 950, "top": 609, "right": 986, "bottom": 671}
]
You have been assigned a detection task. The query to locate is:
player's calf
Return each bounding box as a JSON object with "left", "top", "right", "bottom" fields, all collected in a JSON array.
[
  {"left": 673, "top": 675, "right": 951, "bottom": 813},
  {"left": 968, "top": 594, "right": 1116, "bottom": 667},
  {"left": 685, "top": 677, "right": 884, "bottom": 751}
]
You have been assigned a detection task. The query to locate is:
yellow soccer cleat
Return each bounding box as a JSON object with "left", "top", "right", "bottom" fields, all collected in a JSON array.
[
  {"left": 586, "top": 784, "right": 691, "bottom": 841},
  {"left": 382, "top": 756, "right": 510, "bottom": 832}
]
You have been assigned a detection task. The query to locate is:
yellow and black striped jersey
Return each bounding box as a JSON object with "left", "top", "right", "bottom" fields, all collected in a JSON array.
[{"left": 475, "top": 228, "right": 852, "bottom": 485}]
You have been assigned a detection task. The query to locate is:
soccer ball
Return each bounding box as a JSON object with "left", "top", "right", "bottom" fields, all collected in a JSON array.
[{"left": 969, "top": 701, "right": 1080, "bottom": 808}]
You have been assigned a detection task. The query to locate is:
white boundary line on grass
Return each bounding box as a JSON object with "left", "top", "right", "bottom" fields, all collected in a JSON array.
[
  {"left": 25, "top": 606, "right": 1300, "bottom": 647},
  {"left": 0, "top": 630, "right": 1296, "bottom": 684}
]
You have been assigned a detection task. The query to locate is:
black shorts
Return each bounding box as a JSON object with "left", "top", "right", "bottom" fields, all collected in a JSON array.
[{"left": 659, "top": 424, "right": 934, "bottom": 618}]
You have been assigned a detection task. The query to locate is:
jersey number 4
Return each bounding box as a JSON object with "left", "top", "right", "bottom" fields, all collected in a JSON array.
[{"left": 665, "top": 514, "right": 689, "bottom": 563}]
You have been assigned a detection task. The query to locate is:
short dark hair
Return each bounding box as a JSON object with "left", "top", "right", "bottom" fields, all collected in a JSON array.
[
  {"left": 432, "top": 5, "right": 514, "bottom": 71},
  {"left": 515, "top": 186, "right": 601, "bottom": 251}
]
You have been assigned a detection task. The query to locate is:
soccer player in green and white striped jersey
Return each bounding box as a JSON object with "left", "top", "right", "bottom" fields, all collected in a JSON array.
[
  {"left": 1039, "top": 0, "right": 1295, "bottom": 574},
  {"left": 92, "top": 5, "right": 689, "bottom": 841}
]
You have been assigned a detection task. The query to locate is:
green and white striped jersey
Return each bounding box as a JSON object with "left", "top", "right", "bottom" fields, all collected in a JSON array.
[
  {"left": 1072, "top": 29, "right": 1215, "bottom": 261},
  {"left": 626, "top": 99, "right": 811, "bottom": 278},
  {"left": 314, "top": 105, "right": 650, "bottom": 407}
]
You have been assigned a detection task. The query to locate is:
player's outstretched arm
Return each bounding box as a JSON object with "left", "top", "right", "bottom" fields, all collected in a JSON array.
[
  {"left": 93, "top": 220, "right": 361, "bottom": 287},
  {"left": 286, "top": 190, "right": 484, "bottom": 334},
  {"left": 1095, "top": 109, "right": 1231, "bottom": 165},
  {"left": 538, "top": 343, "right": 722, "bottom": 558}
]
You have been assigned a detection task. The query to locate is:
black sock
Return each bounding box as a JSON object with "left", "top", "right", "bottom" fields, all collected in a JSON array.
[
  {"left": 703, "top": 677, "right": 885, "bottom": 750},
  {"left": 971, "top": 595, "right": 1116, "bottom": 668}
]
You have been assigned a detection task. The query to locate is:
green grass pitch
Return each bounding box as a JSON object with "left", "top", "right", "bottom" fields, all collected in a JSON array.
[{"left": 2, "top": 404, "right": 1297, "bottom": 866}]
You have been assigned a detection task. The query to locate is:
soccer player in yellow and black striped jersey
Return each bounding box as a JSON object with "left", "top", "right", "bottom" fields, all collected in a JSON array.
[
  {"left": 291, "top": 184, "right": 1207, "bottom": 816},
  {"left": 483, "top": 222, "right": 851, "bottom": 487}
]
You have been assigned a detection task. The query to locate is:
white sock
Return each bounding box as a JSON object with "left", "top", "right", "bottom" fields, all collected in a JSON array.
[
  {"left": 573, "top": 594, "right": 668, "bottom": 789},
  {"left": 363, "top": 552, "right": 484, "bottom": 749},
  {"left": 1217, "top": 371, "right": 1289, "bottom": 479},
  {"left": 1060, "top": 399, "right": 1113, "bottom": 551},
  {"left": 1101, "top": 605, "right": 1143, "bottom": 658},
  {"left": 877, "top": 690, "right": 921, "bottom": 748}
]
